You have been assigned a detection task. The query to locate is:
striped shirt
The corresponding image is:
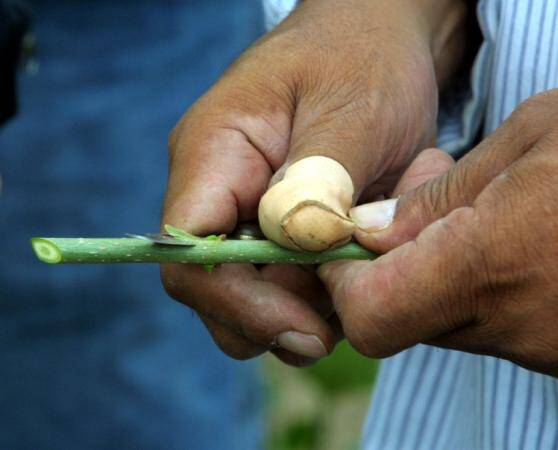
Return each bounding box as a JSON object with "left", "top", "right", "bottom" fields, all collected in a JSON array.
[{"left": 263, "top": 1, "right": 558, "bottom": 448}]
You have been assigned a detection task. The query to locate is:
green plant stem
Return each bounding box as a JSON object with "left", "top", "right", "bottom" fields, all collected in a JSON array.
[{"left": 30, "top": 237, "right": 377, "bottom": 265}]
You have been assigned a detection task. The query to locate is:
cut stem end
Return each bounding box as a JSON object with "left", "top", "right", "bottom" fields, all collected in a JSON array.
[{"left": 31, "top": 238, "right": 62, "bottom": 264}]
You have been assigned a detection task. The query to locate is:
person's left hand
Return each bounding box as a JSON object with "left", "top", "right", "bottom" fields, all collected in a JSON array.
[{"left": 318, "top": 90, "right": 558, "bottom": 378}]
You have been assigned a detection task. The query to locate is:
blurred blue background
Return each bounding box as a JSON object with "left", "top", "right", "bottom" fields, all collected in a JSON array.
[{"left": 0, "top": 1, "right": 265, "bottom": 449}]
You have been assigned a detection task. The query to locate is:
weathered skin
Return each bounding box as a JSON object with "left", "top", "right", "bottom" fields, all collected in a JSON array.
[
  {"left": 161, "top": 0, "right": 467, "bottom": 365},
  {"left": 320, "top": 91, "right": 558, "bottom": 378}
]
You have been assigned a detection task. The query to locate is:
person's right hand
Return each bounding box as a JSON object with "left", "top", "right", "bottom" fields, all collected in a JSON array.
[{"left": 161, "top": 0, "right": 467, "bottom": 366}]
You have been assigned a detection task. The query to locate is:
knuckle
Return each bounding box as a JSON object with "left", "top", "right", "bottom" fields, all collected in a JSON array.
[
  {"left": 260, "top": 29, "right": 319, "bottom": 71},
  {"left": 415, "top": 208, "right": 481, "bottom": 325},
  {"left": 439, "top": 206, "right": 477, "bottom": 234},
  {"left": 416, "top": 169, "right": 465, "bottom": 221},
  {"left": 422, "top": 175, "right": 451, "bottom": 217},
  {"left": 442, "top": 210, "right": 491, "bottom": 292},
  {"left": 426, "top": 207, "right": 476, "bottom": 252},
  {"left": 513, "top": 95, "right": 543, "bottom": 120},
  {"left": 507, "top": 102, "right": 537, "bottom": 136},
  {"left": 510, "top": 91, "right": 558, "bottom": 133},
  {"left": 522, "top": 90, "right": 558, "bottom": 115}
]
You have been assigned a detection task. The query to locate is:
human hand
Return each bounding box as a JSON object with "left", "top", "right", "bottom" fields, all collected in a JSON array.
[
  {"left": 162, "top": 0, "right": 466, "bottom": 365},
  {"left": 319, "top": 90, "right": 558, "bottom": 377}
]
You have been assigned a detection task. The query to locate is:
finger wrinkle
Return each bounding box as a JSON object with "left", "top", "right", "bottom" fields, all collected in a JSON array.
[{"left": 217, "top": 123, "right": 284, "bottom": 172}]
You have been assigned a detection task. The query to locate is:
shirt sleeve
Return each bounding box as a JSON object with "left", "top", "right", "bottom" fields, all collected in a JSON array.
[{"left": 262, "top": 0, "right": 299, "bottom": 30}]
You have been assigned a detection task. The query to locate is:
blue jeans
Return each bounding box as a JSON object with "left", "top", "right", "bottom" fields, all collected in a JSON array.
[{"left": 0, "top": 1, "right": 264, "bottom": 449}]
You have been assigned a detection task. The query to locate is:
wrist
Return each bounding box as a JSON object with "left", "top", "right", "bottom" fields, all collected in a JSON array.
[{"left": 413, "top": 0, "right": 469, "bottom": 87}]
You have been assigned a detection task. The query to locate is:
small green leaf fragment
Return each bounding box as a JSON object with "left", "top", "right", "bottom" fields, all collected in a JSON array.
[{"left": 164, "top": 224, "right": 202, "bottom": 244}]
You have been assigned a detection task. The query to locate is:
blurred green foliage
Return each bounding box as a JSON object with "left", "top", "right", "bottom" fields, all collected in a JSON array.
[
  {"left": 304, "top": 340, "right": 379, "bottom": 393},
  {"left": 272, "top": 419, "right": 320, "bottom": 450},
  {"left": 266, "top": 341, "right": 379, "bottom": 450}
]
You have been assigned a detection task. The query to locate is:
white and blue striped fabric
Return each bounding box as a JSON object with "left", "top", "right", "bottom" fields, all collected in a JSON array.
[{"left": 263, "top": 0, "right": 558, "bottom": 448}]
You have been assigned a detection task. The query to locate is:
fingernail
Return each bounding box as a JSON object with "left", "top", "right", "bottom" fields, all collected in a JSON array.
[
  {"left": 276, "top": 331, "right": 328, "bottom": 359},
  {"left": 349, "top": 198, "right": 398, "bottom": 232}
]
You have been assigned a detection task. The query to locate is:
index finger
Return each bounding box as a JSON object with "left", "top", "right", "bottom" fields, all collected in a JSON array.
[
  {"left": 161, "top": 86, "right": 337, "bottom": 359},
  {"left": 318, "top": 206, "right": 479, "bottom": 358},
  {"left": 163, "top": 112, "right": 273, "bottom": 235}
]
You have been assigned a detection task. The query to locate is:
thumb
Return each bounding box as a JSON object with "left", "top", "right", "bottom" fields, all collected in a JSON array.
[
  {"left": 350, "top": 148, "right": 454, "bottom": 251},
  {"left": 258, "top": 86, "right": 436, "bottom": 252},
  {"left": 349, "top": 109, "right": 538, "bottom": 252}
]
